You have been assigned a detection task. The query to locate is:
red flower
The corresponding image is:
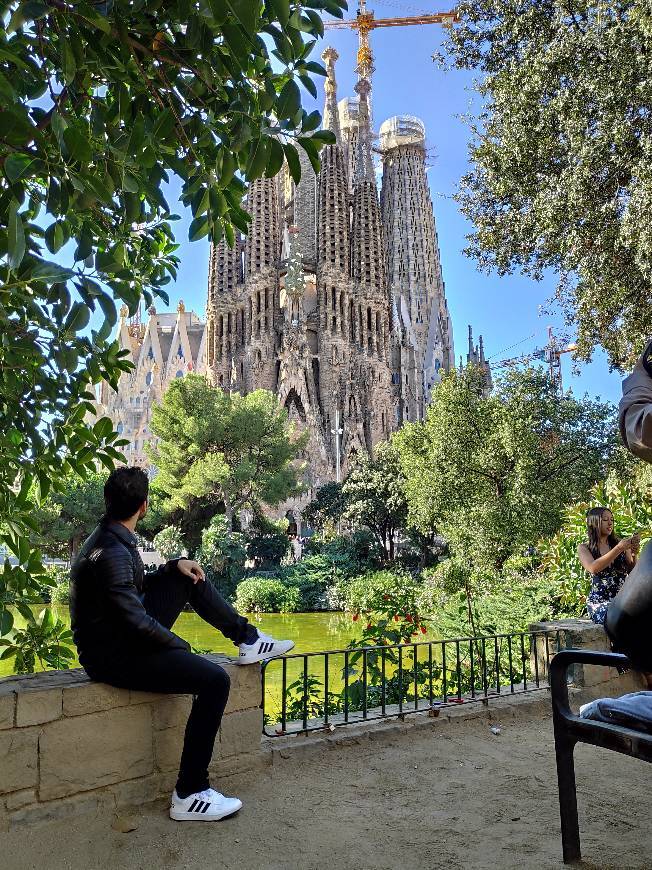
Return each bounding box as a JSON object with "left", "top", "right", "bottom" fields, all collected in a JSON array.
[
  {"left": 421, "top": 625, "right": 427, "bottom": 634},
  {"left": 394, "top": 615, "right": 399, "bottom": 622},
  {"left": 366, "top": 623, "right": 372, "bottom": 630},
  {"left": 382, "top": 595, "right": 389, "bottom": 601},
  {"left": 352, "top": 613, "right": 359, "bottom": 622},
  {"left": 406, "top": 614, "right": 413, "bottom": 623}
]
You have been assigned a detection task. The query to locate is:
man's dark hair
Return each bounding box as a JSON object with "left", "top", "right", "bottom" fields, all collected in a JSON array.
[{"left": 104, "top": 467, "right": 149, "bottom": 521}]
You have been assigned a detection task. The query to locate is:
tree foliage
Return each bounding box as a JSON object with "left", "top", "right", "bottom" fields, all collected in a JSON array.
[
  {"left": 394, "top": 367, "right": 618, "bottom": 573},
  {"left": 341, "top": 441, "right": 408, "bottom": 561},
  {"left": 32, "top": 469, "right": 105, "bottom": 559},
  {"left": 439, "top": 0, "right": 652, "bottom": 368},
  {"left": 149, "top": 375, "right": 307, "bottom": 534},
  {"left": 0, "top": 0, "right": 343, "bottom": 669}
]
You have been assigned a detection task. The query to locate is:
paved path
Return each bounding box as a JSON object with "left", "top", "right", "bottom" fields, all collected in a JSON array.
[{"left": 6, "top": 698, "right": 650, "bottom": 870}]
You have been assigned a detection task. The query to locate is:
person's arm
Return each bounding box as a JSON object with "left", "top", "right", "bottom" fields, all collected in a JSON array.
[
  {"left": 619, "top": 341, "right": 652, "bottom": 462},
  {"left": 577, "top": 540, "right": 631, "bottom": 575},
  {"left": 98, "top": 551, "right": 190, "bottom": 650}
]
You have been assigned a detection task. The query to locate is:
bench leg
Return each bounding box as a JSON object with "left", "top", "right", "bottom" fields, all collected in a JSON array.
[{"left": 554, "top": 732, "right": 581, "bottom": 863}]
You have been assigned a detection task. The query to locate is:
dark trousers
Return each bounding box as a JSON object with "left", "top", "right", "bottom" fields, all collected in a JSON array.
[{"left": 89, "top": 570, "right": 252, "bottom": 797}]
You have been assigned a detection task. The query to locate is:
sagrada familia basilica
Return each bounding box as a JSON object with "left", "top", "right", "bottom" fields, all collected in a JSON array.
[{"left": 97, "top": 47, "right": 465, "bottom": 517}]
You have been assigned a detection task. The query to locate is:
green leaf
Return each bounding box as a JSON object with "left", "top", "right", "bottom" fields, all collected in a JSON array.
[
  {"left": 93, "top": 416, "right": 115, "bottom": 439},
  {"left": 270, "top": 0, "right": 290, "bottom": 25},
  {"left": 60, "top": 38, "right": 77, "bottom": 85},
  {"left": 276, "top": 79, "right": 301, "bottom": 120},
  {"left": 63, "top": 127, "right": 93, "bottom": 164},
  {"left": 8, "top": 199, "right": 25, "bottom": 270},
  {"left": 283, "top": 142, "right": 301, "bottom": 184},
  {"left": 0, "top": 609, "right": 13, "bottom": 637},
  {"left": 189, "top": 214, "right": 210, "bottom": 241},
  {"left": 301, "top": 110, "right": 322, "bottom": 133},
  {"left": 298, "top": 74, "right": 317, "bottom": 100},
  {"left": 246, "top": 137, "right": 269, "bottom": 180},
  {"left": 5, "top": 152, "right": 34, "bottom": 183},
  {"left": 64, "top": 301, "right": 91, "bottom": 334},
  {"left": 225, "top": 0, "right": 257, "bottom": 33},
  {"left": 265, "top": 137, "right": 285, "bottom": 178},
  {"left": 44, "top": 221, "right": 65, "bottom": 254}
]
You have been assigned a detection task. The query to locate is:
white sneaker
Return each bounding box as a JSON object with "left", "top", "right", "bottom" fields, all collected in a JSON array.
[
  {"left": 169, "top": 788, "right": 242, "bottom": 821},
  {"left": 238, "top": 631, "right": 295, "bottom": 665}
]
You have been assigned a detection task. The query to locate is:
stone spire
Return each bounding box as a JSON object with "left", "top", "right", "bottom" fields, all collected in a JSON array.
[
  {"left": 322, "top": 47, "right": 341, "bottom": 144},
  {"left": 353, "top": 77, "right": 374, "bottom": 183},
  {"left": 351, "top": 77, "right": 386, "bottom": 291},
  {"left": 244, "top": 176, "right": 280, "bottom": 278},
  {"left": 317, "top": 48, "right": 349, "bottom": 276},
  {"left": 208, "top": 236, "right": 242, "bottom": 298}
]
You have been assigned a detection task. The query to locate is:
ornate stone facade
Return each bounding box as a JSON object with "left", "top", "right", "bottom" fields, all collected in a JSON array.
[{"left": 97, "top": 48, "right": 456, "bottom": 516}]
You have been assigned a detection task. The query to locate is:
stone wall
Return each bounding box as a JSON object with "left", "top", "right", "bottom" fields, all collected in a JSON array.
[
  {"left": 530, "top": 618, "right": 646, "bottom": 697},
  {"left": 0, "top": 656, "right": 264, "bottom": 829}
]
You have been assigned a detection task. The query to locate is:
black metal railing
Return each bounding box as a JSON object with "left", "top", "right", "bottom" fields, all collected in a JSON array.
[{"left": 261, "top": 629, "right": 561, "bottom": 737}]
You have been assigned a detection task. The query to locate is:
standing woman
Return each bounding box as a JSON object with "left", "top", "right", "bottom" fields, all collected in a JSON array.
[{"left": 578, "top": 507, "right": 640, "bottom": 625}]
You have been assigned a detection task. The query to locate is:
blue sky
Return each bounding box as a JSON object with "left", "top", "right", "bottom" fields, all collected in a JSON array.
[{"left": 166, "top": 2, "right": 625, "bottom": 406}]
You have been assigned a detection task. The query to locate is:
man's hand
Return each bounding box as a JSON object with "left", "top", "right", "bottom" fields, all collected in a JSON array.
[{"left": 177, "top": 559, "right": 205, "bottom": 584}]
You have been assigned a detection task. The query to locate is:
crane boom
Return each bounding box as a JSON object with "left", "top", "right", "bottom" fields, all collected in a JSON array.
[{"left": 323, "top": 2, "right": 458, "bottom": 78}]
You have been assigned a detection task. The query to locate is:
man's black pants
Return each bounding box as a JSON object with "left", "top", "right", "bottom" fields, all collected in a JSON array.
[{"left": 86, "top": 570, "right": 253, "bottom": 797}]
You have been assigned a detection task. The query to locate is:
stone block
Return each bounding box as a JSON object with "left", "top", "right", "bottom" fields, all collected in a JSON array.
[
  {"left": 152, "top": 696, "right": 191, "bottom": 731},
  {"left": 0, "top": 728, "right": 38, "bottom": 794},
  {"left": 218, "top": 708, "right": 263, "bottom": 759},
  {"left": 16, "top": 687, "right": 62, "bottom": 727},
  {"left": 63, "top": 682, "right": 130, "bottom": 717},
  {"left": 224, "top": 662, "right": 263, "bottom": 714},
  {"left": 8, "top": 790, "right": 114, "bottom": 827},
  {"left": 39, "top": 705, "right": 153, "bottom": 800},
  {"left": 109, "top": 773, "right": 168, "bottom": 808},
  {"left": 154, "top": 725, "right": 185, "bottom": 773},
  {"left": 0, "top": 686, "right": 15, "bottom": 730},
  {"left": 4, "top": 789, "right": 36, "bottom": 811}
]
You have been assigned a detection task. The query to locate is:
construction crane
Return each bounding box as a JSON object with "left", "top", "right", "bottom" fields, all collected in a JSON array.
[
  {"left": 323, "top": 0, "right": 459, "bottom": 79},
  {"left": 492, "top": 327, "right": 577, "bottom": 393}
]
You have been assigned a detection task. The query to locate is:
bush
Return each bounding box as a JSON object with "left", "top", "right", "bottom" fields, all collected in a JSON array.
[
  {"left": 153, "top": 526, "right": 186, "bottom": 561},
  {"left": 336, "top": 568, "right": 422, "bottom": 616},
  {"left": 234, "top": 576, "right": 302, "bottom": 613},
  {"left": 44, "top": 565, "right": 70, "bottom": 606},
  {"left": 245, "top": 514, "right": 289, "bottom": 569},
  {"left": 418, "top": 554, "right": 553, "bottom": 638},
  {"left": 194, "top": 516, "right": 247, "bottom": 601}
]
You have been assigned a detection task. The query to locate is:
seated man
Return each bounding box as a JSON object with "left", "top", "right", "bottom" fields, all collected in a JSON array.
[
  {"left": 70, "top": 467, "right": 294, "bottom": 822},
  {"left": 606, "top": 339, "right": 652, "bottom": 671}
]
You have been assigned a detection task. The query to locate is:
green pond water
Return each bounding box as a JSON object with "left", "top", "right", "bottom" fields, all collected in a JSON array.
[{"left": 0, "top": 607, "right": 446, "bottom": 723}]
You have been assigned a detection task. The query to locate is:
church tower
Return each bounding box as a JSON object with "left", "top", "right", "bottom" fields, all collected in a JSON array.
[{"left": 380, "top": 115, "right": 454, "bottom": 420}]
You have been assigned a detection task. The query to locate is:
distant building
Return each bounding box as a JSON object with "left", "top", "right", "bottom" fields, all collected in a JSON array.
[{"left": 96, "top": 48, "right": 458, "bottom": 523}]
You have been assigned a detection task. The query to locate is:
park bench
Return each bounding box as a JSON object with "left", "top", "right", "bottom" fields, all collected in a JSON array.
[{"left": 550, "top": 648, "right": 652, "bottom": 864}]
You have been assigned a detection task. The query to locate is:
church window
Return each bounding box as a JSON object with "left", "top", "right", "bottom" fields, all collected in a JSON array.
[
  {"left": 147, "top": 347, "right": 153, "bottom": 360},
  {"left": 331, "top": 288, "right": 336, "bottom": 311},
  {"left": 219, "top": 374, "right": 223, "bottom": 385},
  {"left": 219, "top": 316, "right": 224, "bottom": 338},
  {"left": 176, "top": 370, "right": 183, "bottom": 378},
  {"left": 117, "top": 422, "right": 124, "bottom": 434},
  {"left": 257, "top": 292, "right": 261, "bottom": 314},
  {"left": 178, "top": 344, "right": 184, "bottom": 358},
  {"left": 227, "top": 313, "right": 232, "bottom": 334},
  {"left": 265, "top": 288, "right": 269, "bottom": 310},
  {"left": 145, "top": 372, "right": 152, "bottom": 386}
]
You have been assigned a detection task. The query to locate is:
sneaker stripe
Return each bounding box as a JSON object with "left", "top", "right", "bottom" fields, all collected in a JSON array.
[
  {"left": 201, "top": 802, "right": 210, "bottom": 813},
  {"left": 188, "top": 799, "right": 199, "bottom": 812}
]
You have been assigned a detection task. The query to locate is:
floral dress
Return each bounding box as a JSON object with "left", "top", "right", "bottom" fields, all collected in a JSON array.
[{"left": 585, "top": 549, "right": 630, "bottom": 625}]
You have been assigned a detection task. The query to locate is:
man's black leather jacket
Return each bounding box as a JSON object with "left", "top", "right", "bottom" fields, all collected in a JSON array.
[{"left": 70, "top": 518, "right": 189, "bottom": 673}]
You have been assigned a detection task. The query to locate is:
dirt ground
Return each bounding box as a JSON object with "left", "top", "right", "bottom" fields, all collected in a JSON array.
[{"left": 5, "top": 697, "right": 652, "bottom": 870}]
